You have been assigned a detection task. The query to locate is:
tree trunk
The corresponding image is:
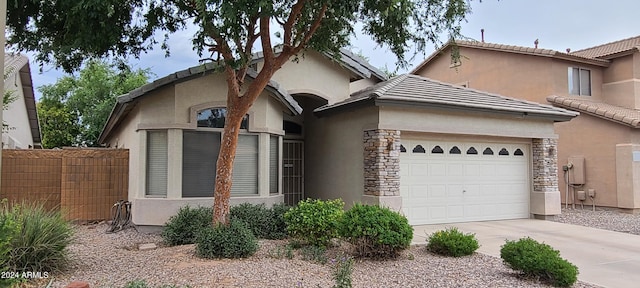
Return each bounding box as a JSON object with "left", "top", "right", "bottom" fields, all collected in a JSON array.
[
  {"left": 211, "top": 58, "right": 285, "bottom": 226},
  {"left": 212, "top": 101, "right": 247, "bottom": 225}
]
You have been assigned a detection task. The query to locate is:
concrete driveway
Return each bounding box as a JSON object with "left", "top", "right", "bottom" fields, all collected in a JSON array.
[{"left": 413, "top": 219, "right": 640, "bottom": 288}]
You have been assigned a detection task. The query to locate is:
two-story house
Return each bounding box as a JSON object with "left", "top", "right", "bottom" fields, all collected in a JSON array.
[{"left": 412, "top": 36, "right": 640, "bottom": 212}]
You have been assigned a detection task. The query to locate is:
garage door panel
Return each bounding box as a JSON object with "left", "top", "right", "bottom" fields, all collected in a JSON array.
[
  {"left": 400, "top": 139, "right": 530, "bottom": 225},
  {"left": 447, "top": 163, "right": 464, "bottom": 177},
  {"left": 428, "top": 163, "right": 446, "bottom": 176}
]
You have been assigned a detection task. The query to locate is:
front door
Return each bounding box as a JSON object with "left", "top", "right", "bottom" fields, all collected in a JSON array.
[{"left": 283, "top": 140, "right": 304, "bottom": 206}]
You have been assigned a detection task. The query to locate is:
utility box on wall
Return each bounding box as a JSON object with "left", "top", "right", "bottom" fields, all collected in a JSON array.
[{"left": 568, "top": 156, "right": 585, "bottom": 185}]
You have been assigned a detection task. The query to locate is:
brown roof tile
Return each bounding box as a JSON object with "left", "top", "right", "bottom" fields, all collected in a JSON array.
[
  {"left": 571, "top": 35, "right": 640, "bottom": 59},
  {"left": 316, "top": 74, "right": 578, "bottom": 121},
  {"left": 547, "top": 95, "right": 640, "bottom": 127}
]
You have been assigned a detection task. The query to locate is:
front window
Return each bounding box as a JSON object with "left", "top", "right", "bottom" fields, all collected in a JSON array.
[
  {"left": 146, "top": 131, "right": 168, "bottom": 196},
  {"left": 197, "top": 108, "right": 248, "bottom": 129},
  {"left": 182, "top": 131, "right": 259, "bottom": 197},
  {"left": 568, "top": 67, "right": 591, "bottom": 96},
  {"left": 269, "top": 135, "right": 279, "bottom": 194}
]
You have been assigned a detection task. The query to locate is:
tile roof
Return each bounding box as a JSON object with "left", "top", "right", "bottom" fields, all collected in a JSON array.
[
  {"left": 571, "top": 35, "right": 640, "bottom": 59},
  {"left": 411, "top": 40, "right": 609, "bottom": 74},
  {"left": 547, "top": 95, "right": 640, "bottom": 128},
  {"left": 316, "top": 74, "right": 578, "bottom": 121},
  {"left": 99, "top": 64, "right": 302, "bottom": 143}
]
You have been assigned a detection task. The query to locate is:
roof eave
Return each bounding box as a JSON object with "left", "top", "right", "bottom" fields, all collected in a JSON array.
[
  {"left": 17, "top": 62, "right": 42, "bottom": 146},
  {"left": 374, "top": 98, "right": 578, "bottom": 122}
]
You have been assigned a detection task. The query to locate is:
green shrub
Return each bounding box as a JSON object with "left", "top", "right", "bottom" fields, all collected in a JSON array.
[
  {"left": 338, "top": 204, "right": 413, "bottom": 259},
  {"left": 284, "top": 199, "right": 344, "bottom": 247},
  {"left": 195, "top": 220, "right": 258, "bottom": 259},
  {"left": 230, "top": 203, "right": 290, "bottom": 240},
  {"left": 426, "top": 227, "right": 479, "bottom": 257},
  {"left": 3, "top": 201, "right": 74, "bottom": 273},
  {"left": 266, "top": 203, "right": 291, "bottom": 239},
  {"left": 500, "top": 237, "right": 578, "bottom": 287},
  {"left": 162, "top": 206, "right": 212, "bottom": 246},
  {"left": 0, "top": 199, "right": 21, "bottom": 287}
]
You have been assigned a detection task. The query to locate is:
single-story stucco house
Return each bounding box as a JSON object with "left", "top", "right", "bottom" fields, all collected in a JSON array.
[{"left": 98, "top": 49, "right": 578, "bottom": 226}]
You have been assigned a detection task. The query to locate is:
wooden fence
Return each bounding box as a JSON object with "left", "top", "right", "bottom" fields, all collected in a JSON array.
[{"left": 1, "top": 148, "right": 129, "bottom": 221}]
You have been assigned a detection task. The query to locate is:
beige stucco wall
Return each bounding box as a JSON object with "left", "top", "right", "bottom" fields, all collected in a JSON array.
[
  {"left": 417, "top": 47, "right": 604, "bottom": 102},
  {"left": 2, "top": 71, "right": 33, "bottom": 149},
  {"left": 304, "top": 105, "right": 379, "bottom": 206},
  {"left": 554, "top": 114, "right": 637, "bottom": 207},
  {"left": 416, "top": 47, "right": 555, "bottom": 103},
  {"left": 105, "top": 72, "right": 294, "bottom": 225},
  {"left": 602, "top": 54, "right": 640, "bottom": 109},
  {"left": 616, "top": 144, "right": 640, "bottom": 209},
  {"left": 270, "top": 51, "right": 352, "bottom": 105},
  {"left": 378, "top": 106, "right": 558, "bottom": 140}
]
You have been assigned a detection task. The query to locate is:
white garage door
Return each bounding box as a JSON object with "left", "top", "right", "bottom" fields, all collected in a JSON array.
[{"left": 400, "top": 139, "right": 530, "bottom": 225}]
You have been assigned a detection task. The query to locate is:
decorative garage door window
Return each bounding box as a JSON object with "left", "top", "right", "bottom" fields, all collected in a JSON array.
[{"left": 398, "top": 141, "right": 526, "bottom": 158}]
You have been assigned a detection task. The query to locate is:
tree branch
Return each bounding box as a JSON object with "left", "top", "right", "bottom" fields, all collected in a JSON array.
[
  {"left": 259, "top": 15, "right": 274, "bottom": 67},
  {"left": 283, "top": 0, "right": 306, "bottom": 49}
]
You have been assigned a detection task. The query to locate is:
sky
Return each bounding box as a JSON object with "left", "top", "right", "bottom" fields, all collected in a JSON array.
[{"left": 25, "top": 0, "right": 640, "bottom": 100}]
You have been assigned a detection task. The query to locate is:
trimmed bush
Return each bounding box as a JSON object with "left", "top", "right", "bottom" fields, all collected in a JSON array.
[
  {"left": 500, "top": 237, "right": 578, "bottom": 287},
  {"left": 195, "top": 220, "right": 258, "bottom": 259},
  {"left": 266, "top": 203, "right": 291, "bottom": 240},
  {"left": 338, "top": 204, "right": 413, "bottom": 259},
  {"left": 426, "top": 227, "right": 479, "bottom": 257},
  {"left": 230, "top": 203, "right": 290, "bottom": 239},
  {"left": 2, "top": 201, "right": 74, "bottom": 273},
  {"left": 284, "top": 199, "right": 344, "bottom": 247},
  {"left": 162, "top": 206, "right": 212, "bottom": 246}
]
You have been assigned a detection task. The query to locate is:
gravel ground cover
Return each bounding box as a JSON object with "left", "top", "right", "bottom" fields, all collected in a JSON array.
[
  {"left": 552, "top": 207, "right": 640, "bottom": 235},
  {"left": 33, "top": 222, "right": 602, "bottom": 288}
]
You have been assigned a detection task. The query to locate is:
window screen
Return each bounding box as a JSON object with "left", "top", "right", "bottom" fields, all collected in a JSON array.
[
  {"left": 269, "top": 135, "right": 279, "bottom": 194},
  {"left": 146, "top": 131, "right": 168, "bottom": 196},
  {"left": 182, "top": 131, "right": 220, "bottom": 197},
  {"left": 231, "top": 134, "right": 259, "bottom": 195},
  {"left": 182, "top": 132, "right": 259, "bottom": 197}
]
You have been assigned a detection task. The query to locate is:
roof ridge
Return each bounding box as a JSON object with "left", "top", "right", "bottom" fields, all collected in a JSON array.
[
  {"left": 372, "top": 74, "right": 408, "bottom": 97},
  {"left": 571, "top": 35, "right": 640, "bottom": 54}
]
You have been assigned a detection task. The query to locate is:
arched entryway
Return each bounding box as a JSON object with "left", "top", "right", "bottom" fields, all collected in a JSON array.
[{"left": 282, "top": 94, "right": 328, "bottom": 206}]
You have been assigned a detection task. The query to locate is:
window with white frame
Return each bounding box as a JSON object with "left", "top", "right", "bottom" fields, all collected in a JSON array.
[
  {"left": 182, "top": 108, "right": 258, "bottom": 197},
  {"left": 269, "top": 135, "right": 279, "bottom": 194},
  {"left": 568, "top": 67, "right": 591, "bottom": 96},
  {"left": 146, "top": 131, "right": 168, "bottom": 196}
]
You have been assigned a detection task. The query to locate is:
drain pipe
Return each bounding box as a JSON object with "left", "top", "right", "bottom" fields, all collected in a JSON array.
[{"left": 563, "top": 166, "right": 568, "bottom": 209}]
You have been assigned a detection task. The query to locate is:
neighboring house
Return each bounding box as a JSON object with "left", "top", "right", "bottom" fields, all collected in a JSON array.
[
  {"left": 2, "top": 53, "right": 41, "bottom": 149},
  {"left": 99, "top": 49, "right": 576, "bottom": 226},
  {"left": 412, "top": 36, "right": 640, "bottom": 212}
]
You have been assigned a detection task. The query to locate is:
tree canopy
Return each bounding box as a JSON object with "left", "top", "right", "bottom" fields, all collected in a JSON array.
[
  {"left": 7, "top": 0, "right": 472, "bottom": 224},
  {"left": 37, "top": 60, "right": 151, "bottom": 148}
]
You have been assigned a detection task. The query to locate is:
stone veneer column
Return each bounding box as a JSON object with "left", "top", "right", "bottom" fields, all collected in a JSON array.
[
  {"left": 531, "top": 138, "right": 561, "bottom": 219},
  {"left": 362, "top": 129, "right": 402, "bottom": 210}
]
